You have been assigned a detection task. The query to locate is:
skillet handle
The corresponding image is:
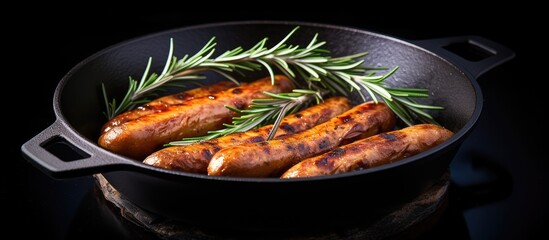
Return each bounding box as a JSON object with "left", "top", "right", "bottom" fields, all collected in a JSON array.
[
  {"left": 413, "top": 36, "right": 515, "bottom": 80},
  {"left": 21, "top": 120, "right": 141, "bottom": 178}
]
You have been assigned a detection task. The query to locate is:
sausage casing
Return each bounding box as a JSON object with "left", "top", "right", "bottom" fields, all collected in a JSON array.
[
  {"left": 101, "top": 81, "right": 237, "bottom": 133},
  {"left": 281, "top": 124, "right": 454, "bottom": 178},
  {"left": 98, "top": 76, "right": 293, "bottom": 159},
  {"left": 208, "top": 101, "right": 396, "bottom": 177},
  {"left": 143, "top": 97, "right": 352, "bottom": 173}
]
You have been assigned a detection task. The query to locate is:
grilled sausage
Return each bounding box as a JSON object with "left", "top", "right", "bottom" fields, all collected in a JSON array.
[
  {"left": 208, "top": 101, "right": 396, "bottom": 177},
  {"left": 143, "top": 97, "right": 352, "bottom": 173},
  {"left": 281, "top": 124, "right": 454, "bottom": 178},
  {"left": 98, "top": 75, "right": 293, "bottom": 159},
  {"left": 101, "top": 81, "right": 237, "bottom": 133}
]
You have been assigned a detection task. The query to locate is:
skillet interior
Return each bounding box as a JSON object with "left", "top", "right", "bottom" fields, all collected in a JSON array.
[
  {"left": 54, "top": 22, "right": 477, "bottom": 229},
  {"left": 59, "top": 22, "right": 475, "bottom": 142}
]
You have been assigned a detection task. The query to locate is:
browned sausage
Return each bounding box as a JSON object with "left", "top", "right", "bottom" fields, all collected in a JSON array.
[
  {"left": 143, "top": 97, "right": 352, "bottom": 173},
  {"left": 281, "top": 124, "right": 454, "bottom": 178},
  {"left": 101, "top": 81, "right": 237, "bottom": 133},
  {"left": 98, "top": 75, "right": 293, "bottom": 159},
  {"left": 207, "top": 101, "right": 396, "bottom": 177}
]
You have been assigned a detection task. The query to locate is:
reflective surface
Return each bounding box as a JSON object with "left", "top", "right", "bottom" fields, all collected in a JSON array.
[{"left": 12, "top": 10, "right": 544, "bottom": 239}]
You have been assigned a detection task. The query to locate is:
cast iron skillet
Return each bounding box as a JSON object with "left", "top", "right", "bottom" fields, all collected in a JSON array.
[{"left": 21, "top": 21, "right": 514, "bottom": 230}]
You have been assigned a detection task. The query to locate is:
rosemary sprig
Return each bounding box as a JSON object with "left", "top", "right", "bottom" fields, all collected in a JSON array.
[
  {"left": 103, "top": 26, "right": 444, "bottom": 141},
  {"left": 167, "top": 89, "right": 322, "bottom": 146}
]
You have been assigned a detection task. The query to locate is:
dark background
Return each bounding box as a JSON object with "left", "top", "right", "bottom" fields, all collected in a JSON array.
[{"left": 7, "top": 8, "right": 545, "bottom": 239}]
